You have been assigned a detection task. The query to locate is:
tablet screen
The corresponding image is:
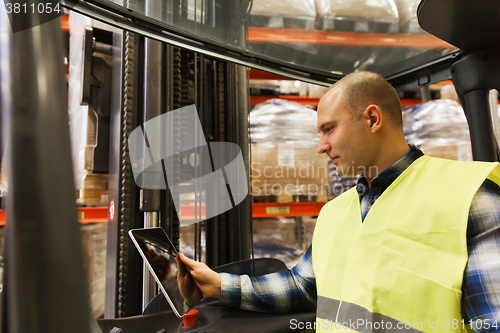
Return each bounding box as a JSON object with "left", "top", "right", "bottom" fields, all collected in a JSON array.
[{"left": 129, "top": 227, "right": 188, "bottom": 317}]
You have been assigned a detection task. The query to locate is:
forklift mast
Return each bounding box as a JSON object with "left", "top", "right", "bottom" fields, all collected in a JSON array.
[{"left": 104, "top": 0, "right": 252, "bottom": 318}]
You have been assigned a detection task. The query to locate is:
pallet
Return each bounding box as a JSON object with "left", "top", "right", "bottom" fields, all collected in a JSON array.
[
  {"left": 321, "top": 15, "right": 398, "bottom": 33},
  {"left": 250, "top": 13, "right": 316, "bottom": 30}
]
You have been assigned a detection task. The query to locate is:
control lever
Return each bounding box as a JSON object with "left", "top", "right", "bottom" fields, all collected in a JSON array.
[{"left": 182, "top": 309, "right": 199, "bottom": 328}]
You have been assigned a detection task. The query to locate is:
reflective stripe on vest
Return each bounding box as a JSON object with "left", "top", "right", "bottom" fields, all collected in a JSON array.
[
  {"left": 316, "top": 296, "right": 423, "bottom": 332},
  {"left": 312, "top": 156, "right": 500, "bottom": 333}
]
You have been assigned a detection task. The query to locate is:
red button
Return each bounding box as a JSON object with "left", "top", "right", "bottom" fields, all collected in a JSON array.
[{"left": 182, "top": 309, "right": 198, "bottom": 327}]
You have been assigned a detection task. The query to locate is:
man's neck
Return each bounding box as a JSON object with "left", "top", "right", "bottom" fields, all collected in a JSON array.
[{"left": 365, "top": 143, "right": 411, "bottom": 187}]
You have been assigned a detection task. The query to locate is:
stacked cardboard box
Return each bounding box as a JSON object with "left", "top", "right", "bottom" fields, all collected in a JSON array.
[
  {"left": 251, "top": 142, "right": 329, "bottom": 201},
  {"left": 77, "top": 173, "right": 108, "bottom": 204},
  {"left": 250, "top": 99, "right": 329, "bottom": 202}
]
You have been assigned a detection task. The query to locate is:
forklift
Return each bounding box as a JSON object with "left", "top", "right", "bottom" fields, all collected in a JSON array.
[{"left": 1, "top": 0, "right": 499, "bottom": 332}]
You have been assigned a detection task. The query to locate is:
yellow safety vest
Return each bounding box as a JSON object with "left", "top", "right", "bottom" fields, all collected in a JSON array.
[{"left": 312, "top": 156, "right": 500, "bottom": 333}]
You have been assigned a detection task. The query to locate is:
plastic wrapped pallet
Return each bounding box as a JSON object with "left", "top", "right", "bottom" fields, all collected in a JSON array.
[
  {"left": 252, "top": 217, "right": 318, "bottom": 268},
  {"left": 319, "top": 0, "right": 399, "bottom": 32},
  {"left": 80, "top": 223, "right": 107, "bottom": 318},
  {"left": 68, "top": 12, "right": 108, "bottom": 204},
  {"left": 253, "top": 218, "right": 305, "bottom": 268},
  {"left": 395, "top": 0, "right": 425, "bottom": 33},
  {"left": 0, "top": 148, "right": 8, "bottom": 199},
  {"left": 250, "top": 99, "right": 329, "bottom": 202},
  {"left": 250, "top": 0, "right": 316, "bottom": 29},
  {"left": 68, "top": 12, "right": 91, "bottom": 193},
  {"left": 251, "top": 0, "right": 315, "bottom": 17},
  {"left": 327, "top": 159, "right": 358, "bottom": 198},
  {"left": 403, "top": 99, "right": 472, "bottom": 161}
]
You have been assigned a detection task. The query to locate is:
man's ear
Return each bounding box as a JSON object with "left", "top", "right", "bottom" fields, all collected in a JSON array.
[{"left": 363, "top": 105, "right": 383, "bottom": 133}]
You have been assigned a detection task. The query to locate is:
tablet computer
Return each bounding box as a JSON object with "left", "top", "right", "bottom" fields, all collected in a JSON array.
[{"left": 128, "top": 227, "right": 197, "bottom": 318}]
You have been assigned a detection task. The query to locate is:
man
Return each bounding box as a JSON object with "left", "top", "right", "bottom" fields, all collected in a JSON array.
[{"left": 177, "top": 72, "right": 500, "bottom": 332}]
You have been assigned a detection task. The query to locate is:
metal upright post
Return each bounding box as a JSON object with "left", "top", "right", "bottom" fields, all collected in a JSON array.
[{"left": 140, "top": 0, "right": 164, "bottom": 310}]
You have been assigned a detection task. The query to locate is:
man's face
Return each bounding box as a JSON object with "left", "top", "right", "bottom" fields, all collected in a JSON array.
[{"left": 317, "top": 87, "right": 371, "bottom": 177}]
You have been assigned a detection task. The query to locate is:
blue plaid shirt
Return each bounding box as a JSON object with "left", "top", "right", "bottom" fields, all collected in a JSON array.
[{"left": 220, "top": 146, "right": 500, "bottom": 332}]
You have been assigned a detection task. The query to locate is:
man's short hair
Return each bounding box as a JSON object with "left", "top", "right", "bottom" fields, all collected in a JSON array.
[{"left": 326, "top": 71, "right": 403, "bottom": 128}]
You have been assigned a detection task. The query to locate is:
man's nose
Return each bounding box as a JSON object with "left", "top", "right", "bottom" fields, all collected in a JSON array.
[{"left": 317, "top": 137, "right": 330, "bottom": 154}]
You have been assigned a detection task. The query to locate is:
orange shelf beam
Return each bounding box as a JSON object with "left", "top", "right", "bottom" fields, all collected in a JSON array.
[
  {"left": 400, "top": 98, "right": 423, "bottom": 107},
  {"left": 0, "top": 207, "right": 108, "bottom": 226},
  {"left": 251, "top": 95, "right": 426, "bottom": 107},
  {"left": 250, "top": 95, "right": 277, "bottom": 105},
  {"left": 249, "top": 70, "right": 295, "bottom": 81},
  {"left": 60, "top": 14, "right": 69, "bottom": 32},
  {"left": 250, "top": 70, "right": 458, "bottom": 86},
  {"left": 280, "top": 95, "right": 320, "bottom": 105},
  {"left": 179, "top": 202, "right": 326, "bottom": 219},
  {"left": 250, "top": 95, "right": 320, "bottom": 105},
  {"left": 77, "top": 207, "right": 108, "bottom": 224},
  {"left": 0, "top": 201, "right": 327, "bottom": 226},
  {"left": 253, "top": 202, "right": 325, "bottom": 218},
  {"left": 248, "top": 27, "right": 456, "bottom": 49}
]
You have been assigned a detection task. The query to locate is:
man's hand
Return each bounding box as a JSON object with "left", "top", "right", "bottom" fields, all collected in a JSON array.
[{"left": 176, "top": 253, "right": 221, "bottom": 308}]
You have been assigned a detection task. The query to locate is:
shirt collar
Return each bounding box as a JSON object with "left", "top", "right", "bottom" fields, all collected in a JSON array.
[{"left": 356, "top": 144, "right": 424, "bottom": 195}]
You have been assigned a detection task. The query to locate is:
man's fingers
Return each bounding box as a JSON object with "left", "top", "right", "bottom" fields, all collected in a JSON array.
[
  {"left": 176, "top": 255, "right": 187, "bottom": 277},
  {"left": 179, "top": 253, "right": 197, "bottom": 270}
]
